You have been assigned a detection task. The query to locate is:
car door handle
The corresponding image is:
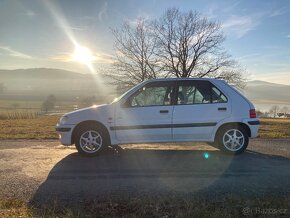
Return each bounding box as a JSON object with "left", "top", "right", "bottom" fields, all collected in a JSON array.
[
  {"left": 218, "top": 107, "right": 227, "bottom": 111},
  {"left": 160, "top": 110, "right": 169, "bottom": 114}
]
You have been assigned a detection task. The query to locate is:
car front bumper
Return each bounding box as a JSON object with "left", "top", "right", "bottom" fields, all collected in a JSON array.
[{"left": 56, "top": 124, "right": 75, "bottom": 145}]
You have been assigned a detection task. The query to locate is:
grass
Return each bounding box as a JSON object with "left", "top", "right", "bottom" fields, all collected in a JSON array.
[
  {"left": 0, "top": 116, "right": 289, "bottom": 140},
  {"left": 259, "top": 118, "right": 290, "bottom": 139},
  {"left": 0, "top": 195, "right": 289, "bottom": 218},
  {"left": 0, "top": 115, "right": 60, "bottom": 139},
  {"left": 0, "top": 110, "right": 38, "bottom": 120}
]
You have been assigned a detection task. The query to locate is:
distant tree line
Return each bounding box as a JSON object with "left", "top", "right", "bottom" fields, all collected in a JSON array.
[{"left": 257, "top": 105, "right": 290, "bottom": 118}]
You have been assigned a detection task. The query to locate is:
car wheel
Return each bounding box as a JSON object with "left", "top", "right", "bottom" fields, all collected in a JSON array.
[
  {"left": 217, "top": 126, "right": 249, "bottom": 155},
  {"left": 74, "top": 125, "right": 108, "bottom": 156}
]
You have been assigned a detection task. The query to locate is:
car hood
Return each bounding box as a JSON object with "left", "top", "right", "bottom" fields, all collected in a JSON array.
[{"left": 63, "top": 104, "right": 114, "bottom": 125}]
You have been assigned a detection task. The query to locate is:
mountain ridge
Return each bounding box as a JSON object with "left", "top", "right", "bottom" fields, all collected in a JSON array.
[
  {"left": 0, "top": 68, "right": 88, "bottom": 80},
  {"left": 0, "top": 68, "right": 289, "bottom": 107},
  {"left": 1, "top": 68, "right": 289, "bottom": 87}
]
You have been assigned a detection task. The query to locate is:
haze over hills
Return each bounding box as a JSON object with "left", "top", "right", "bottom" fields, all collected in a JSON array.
[
  {"left": 242, "top": 80, "right": 290, "bottom": 108},
  {"left": 0, "top": 68, "right": 115, "bottom": 104},
  {"left": 0, "top": 68, "right": 289, "bottom": 110},
  {"left": 0, "top": 68, "right": 88, "bottom": 80},
  {"left": 0, "top": 68, "right": 102, "bottom": 92}
]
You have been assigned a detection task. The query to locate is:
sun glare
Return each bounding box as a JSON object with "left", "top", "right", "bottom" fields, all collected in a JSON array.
[{"left": 72, "top": 45, "right": 94, "bottom": 65}]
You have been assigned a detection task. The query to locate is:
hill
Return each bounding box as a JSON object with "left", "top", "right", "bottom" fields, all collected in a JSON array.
[
  {"left": 0, "top": 68, "right": 289, "bottom": 109},
  {"left": 0, "top": 68, "right": 107, "bottom": 92},
  {"left": 0, "top": 68, "right": 88, "bottom": 80},
  {"left": 243, "top": 80, "right": 290, "bottom": 105},
  {"left": 0, "top": 68, "right": 114, "bottom": 104}
]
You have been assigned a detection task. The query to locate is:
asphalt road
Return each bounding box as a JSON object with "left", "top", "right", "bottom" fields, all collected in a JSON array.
[{"left": 0, "top": 139, "right": 290, "bottom": 206}]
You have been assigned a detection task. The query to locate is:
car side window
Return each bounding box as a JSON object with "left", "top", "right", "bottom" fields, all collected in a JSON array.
[
  {"left": 128, "top": 83, "right": 174, "bottom": 107},
  {"left": 177, "top": 81, "right": 227, "bottom": 105},
  {"left": 212, "top": 87, "right": 227, "bottom": 103}
]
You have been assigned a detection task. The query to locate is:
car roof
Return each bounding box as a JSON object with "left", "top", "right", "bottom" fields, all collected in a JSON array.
[{"left": 146, "top": 77, "right": 223, "bottom": 82}]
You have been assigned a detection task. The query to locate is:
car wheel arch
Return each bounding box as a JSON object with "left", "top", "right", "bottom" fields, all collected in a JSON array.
[
  {"left": 214, "top": 122, "right": 251, "bottom": 142},
  {"left": 71, "top": 120, "right": 111, "bottom": 145}
]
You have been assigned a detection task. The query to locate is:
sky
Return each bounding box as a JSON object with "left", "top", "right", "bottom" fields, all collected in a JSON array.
[{"left": 0, "top": 0, "right": 290, "bottom": 85}]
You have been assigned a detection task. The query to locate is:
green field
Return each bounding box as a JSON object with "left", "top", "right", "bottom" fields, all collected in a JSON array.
[{"left": 0, "top": 116, "right": 289, "bottom": 140}]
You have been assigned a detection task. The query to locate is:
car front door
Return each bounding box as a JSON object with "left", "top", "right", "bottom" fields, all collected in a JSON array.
[
  {"left": 114, "top": 81, "right": 175, "bottom": 143},
  {"left": 172, "top": 80, "right": 231, "bottom": 141}
]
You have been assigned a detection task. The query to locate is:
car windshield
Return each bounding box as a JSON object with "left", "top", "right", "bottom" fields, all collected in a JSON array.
[{"left": 111, "top": 82, "right": 144, "bottom": 103}]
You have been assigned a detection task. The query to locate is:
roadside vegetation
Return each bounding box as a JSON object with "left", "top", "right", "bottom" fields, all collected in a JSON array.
[
  {"left": 259, "top": 118, "right": 290, "bottom": 139},
  {"left": 1, "top": 195, "right": 289, "bottom": 218},
  {"left": 0, "top": 115, "right": 289, "bottom": 140},
  {"left": 0, "top": 110, "right": 38, "bottom": 120},
  {"left": 0, "top": 115, "right": 59, "bottom": 139}
]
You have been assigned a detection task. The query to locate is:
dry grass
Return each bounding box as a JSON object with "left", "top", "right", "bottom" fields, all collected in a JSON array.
[
  {"left": 0, "top": 199, "right": 31, "bottom": 218},
  {"left": 0, "top": 110, "right": 38, "bottom": 120},
  {"left": 259, "top": 118, "right": 290, "bottom": 139},
  {"left": 0, "top": 116, "right": 289, "bottom": 140},
  {"left": 0, "top": 115, "right": 60, "bottom": 139},
  {"left": 0, "top": 196, "right": 289, "bottom": 218}
]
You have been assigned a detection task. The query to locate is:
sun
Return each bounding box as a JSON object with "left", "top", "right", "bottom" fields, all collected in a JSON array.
[{"left": 72, "top": 45, "right": 94, "bottom": 65}]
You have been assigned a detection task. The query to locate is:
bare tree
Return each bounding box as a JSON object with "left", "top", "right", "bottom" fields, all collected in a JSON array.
[
  {"left": 153, "top": 8, "right": 245, "bottom": 87},
  {"left": 109, "top": 8, "right": 246, "bottom": 88},
  {"left": 269, "top": 105, "right": 280, "bottom": 118},
  {"left": 109, "top": 18, "right": 163, "bottom": 88},
  {"left": 256, "top": 110, "right": 264, "bottom": 118},
  {"left": 280, "top": 106, "right": 289, "bottom": 116},
  {"left": 42, "top": 94, "right": 56, "bottom": 113}
]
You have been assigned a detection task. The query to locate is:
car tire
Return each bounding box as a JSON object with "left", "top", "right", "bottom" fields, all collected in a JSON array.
[
  {"left": 74, "top": 124, "right": 109, "bottom": 156},
  {"left": 216, "top": 125, "right": 249, "bottom": 155}
]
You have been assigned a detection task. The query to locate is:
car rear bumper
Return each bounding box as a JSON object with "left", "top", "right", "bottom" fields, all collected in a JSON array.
[
  {"left": 247, "top": 120, "right": 260, "bottom": 125},
  {"left": 56, "top": 125, "right": 74, "bottom": 145},
  {"left": 244, "top": 119, "right": 260, "bottom": 138}
]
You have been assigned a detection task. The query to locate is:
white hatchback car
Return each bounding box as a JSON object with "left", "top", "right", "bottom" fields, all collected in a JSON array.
[{"left": 56, "top": 78, "right": 259, "bottom": 156}]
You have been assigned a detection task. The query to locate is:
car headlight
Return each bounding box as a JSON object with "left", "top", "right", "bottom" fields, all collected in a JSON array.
[{"left": 59, "top": 116, "right": 69, "bottom": 125}]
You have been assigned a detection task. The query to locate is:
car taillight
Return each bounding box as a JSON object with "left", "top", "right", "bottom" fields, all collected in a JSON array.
[{"left": 249, "top": 109, "right": 256, "bottom": 118}]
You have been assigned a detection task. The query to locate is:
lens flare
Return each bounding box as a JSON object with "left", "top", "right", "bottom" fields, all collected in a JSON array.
[
  {"left": 204, "top": 153, "right": 209, "bottom": 159},
  {"left": 42, "top": 0, "right": 108, "bottom": 96}
]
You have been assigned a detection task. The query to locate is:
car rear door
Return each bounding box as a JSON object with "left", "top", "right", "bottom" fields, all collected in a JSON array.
[{"left": 172, "top": 80, "right": 231, "bottom": 141}]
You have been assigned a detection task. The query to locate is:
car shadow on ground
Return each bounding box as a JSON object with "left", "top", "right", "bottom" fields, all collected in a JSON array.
[{"left": 29, "top": 146, "right": 290, "bottom": 213}]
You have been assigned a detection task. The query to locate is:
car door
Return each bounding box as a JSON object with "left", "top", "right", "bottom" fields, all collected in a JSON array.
[
  {"left": 172, "top": 80, "right": 231, "bottom": 141},
  {"left": 114, "top": 81, "right": 175, "bottom": 143}
]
